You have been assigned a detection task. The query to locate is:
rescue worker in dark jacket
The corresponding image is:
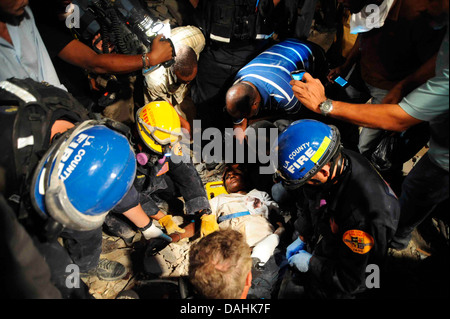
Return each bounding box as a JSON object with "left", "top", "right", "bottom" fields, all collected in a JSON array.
[
  {"left": 189, "top": 0, "right": 284, "bottom": 130},
  {"left": 0, "top": 78, "right": 171, "bottom": 298},
  {"left": 104, "top": 101, "right": 217, "bottom": 242},
  {"left": 272, "top": 119, "right": 400, "bottom": 298}
]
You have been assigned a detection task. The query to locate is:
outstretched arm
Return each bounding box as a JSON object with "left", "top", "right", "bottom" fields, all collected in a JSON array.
[
  {"left": 122, "top": 204, "right": 172, "bottom": 242},
  {"left": 58, "top": 34, "right": 173, "bottom": 74},
  {"left": 327, "top": 34, "right": 361, "bottom": 82},
  {"left": 290, "top": 73, "right": 423, "bottom": 132}
]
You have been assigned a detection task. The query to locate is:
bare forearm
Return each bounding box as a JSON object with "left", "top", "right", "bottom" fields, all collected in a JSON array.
[
  {"left": 343, "top": 35, "right": 361, "bottom": 69},
  {"left": 151, "top": 211, "right": 166, "bottom": 221},
  {"left": 189, "top": 0, "right": 199, "bottom": 8},
  {"left": 291, "top": 73, "right": 423, "bottom": 132},
  {"left": 59, "top": 36, "right": 172, "bottom": 74},
  {"left": 89, "top": 53, "right": 144, "bottom": 74},
  {"left": 122, "top": 204, "right": 151, "bottom": 228},
  {"left": 233, "top": 119, "right": 248, "bottom": 144},
  {"left": 330, "top": 100, "right": 422, "bottom": 132}
]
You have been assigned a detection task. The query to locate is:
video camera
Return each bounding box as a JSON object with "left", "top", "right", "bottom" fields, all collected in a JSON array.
[
  {"left": 72, "top": 0, "right": 173, "bottom": 62},
  {"left": 70, "top": 0, "right": 175, "bottom": 108}
]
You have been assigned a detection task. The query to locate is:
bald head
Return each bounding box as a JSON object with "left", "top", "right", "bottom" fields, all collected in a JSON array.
[{"left": 226, "top": 82, "right": 259, "bottom": 119}]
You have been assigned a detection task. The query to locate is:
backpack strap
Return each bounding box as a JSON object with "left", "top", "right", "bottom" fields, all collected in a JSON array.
[{"left": 1, "top": 78, "right": 90, "bottom": 219}]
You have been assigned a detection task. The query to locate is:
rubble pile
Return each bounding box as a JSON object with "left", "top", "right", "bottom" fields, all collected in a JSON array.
[{"left": 82, "top": 162, "right": 225, "bottom": 299}]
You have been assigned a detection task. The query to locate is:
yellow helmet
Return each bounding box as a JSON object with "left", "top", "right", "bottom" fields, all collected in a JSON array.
[{"left": 136, "top": 101, "right": 183, "bottom": 155}]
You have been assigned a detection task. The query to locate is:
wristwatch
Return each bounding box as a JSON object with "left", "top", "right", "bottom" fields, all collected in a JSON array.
[{"left": 319, "top": 99, "right": 333, "bottom": 116}]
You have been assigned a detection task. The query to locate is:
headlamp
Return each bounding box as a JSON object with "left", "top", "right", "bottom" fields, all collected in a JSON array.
[{"left": 137, "top": 115, "right": 182, "bottom": 146}]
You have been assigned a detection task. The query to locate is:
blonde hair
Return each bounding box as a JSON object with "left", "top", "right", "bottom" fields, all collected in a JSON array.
[{"left": 188, "top": 229, "right": 252, "bottom": 299}]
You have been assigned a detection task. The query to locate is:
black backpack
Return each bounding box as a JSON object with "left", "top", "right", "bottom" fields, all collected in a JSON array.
[{"left": 0, "top": 78, "right": 91, "bottom": 219}]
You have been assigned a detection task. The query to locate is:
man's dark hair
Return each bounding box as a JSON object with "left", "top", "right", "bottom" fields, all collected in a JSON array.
[{"left": 172, "top": 45, "right": 197, "bottom": 79}]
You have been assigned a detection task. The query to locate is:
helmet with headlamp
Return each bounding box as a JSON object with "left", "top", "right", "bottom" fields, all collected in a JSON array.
[{"left": 136, "top": 101, "right": 183, "bottom": 157}]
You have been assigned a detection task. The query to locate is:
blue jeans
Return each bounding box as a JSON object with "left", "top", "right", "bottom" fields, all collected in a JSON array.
[
  {"left": 358, "top": 84, "right": 390, "bottom": 154},
  {"left": 271, "top": 182, "right": 293, "bottom": 204},
  {"left": 391, "top": 153, "right": 449, "bottom": 249}
]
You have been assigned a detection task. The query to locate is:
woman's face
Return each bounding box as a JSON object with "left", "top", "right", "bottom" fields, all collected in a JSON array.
[{"left": 224, "top": 169, "right": 246, "bottom": 193}]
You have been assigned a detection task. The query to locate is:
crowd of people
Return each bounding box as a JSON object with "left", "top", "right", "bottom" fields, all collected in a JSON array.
[{"left": 0, "top": 0, "right": 448, "bottom": 300}]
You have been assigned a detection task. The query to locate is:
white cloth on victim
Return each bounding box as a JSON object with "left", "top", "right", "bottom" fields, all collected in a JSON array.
[
  {"left": 251, "top": 233, "right": 280, "bottom": 264},
  {"left": 209, "top": 189, "right": 279, "bottom": 249}
]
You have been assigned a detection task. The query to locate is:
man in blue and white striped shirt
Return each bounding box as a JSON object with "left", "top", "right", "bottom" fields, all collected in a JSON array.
[{"left": 225, "top": 38, "right": 325, "bottom": 134}]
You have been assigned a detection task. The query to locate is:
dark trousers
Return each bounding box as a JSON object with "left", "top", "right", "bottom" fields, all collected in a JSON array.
[
  {"left": 392, "top": 153, "right": 449, "bottom": 248},
  {"left": 1, "top": 194, "right": 97, "bottom": 298},
  {"left": 36, "top": 228, "right": 102, "bottom": 298},
  {"left": 60, "top": 227, "right": 103, "bottom": 272},
  {"left": 248, "top": 248, "right": 287, "bottom": 299},
  {"left": 33, "top": 236, "right": 93, "bottom": 299},
  {"left": 295, "top": 0, "right": 319, "bottom": 38}
]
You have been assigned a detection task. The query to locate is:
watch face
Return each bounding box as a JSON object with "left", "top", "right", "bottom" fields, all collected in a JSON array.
[{"left": 320, "top": 100, "right": 333, "bottom": 114}]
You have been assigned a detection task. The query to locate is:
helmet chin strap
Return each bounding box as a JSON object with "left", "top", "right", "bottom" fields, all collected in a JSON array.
[
  {"left": 305, "top": 150, "right": 346, "bottom": 189},
  {"left": 320, "top": 150, "right": 346, "bottom": 191}
]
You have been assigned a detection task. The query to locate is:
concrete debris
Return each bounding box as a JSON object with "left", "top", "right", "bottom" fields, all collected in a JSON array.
[{"left": 82, "top": 162, "right": 225, "bottom": 299}]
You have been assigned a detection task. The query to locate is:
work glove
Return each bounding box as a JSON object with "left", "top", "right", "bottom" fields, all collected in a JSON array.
[
  {"left": 200, "top": 213, "right": 219, "bottom": 237},
  {"left": 158, "top": 215, "right": 185, "bottom": 235},
  {"left": 286, "top": 237, "right": 306, "bottom": 260},
  {"left": 288, "top": 250, "right": 312, "bottom": 273},
  {"left": 141, "top": 222, "right": 172, "bottom": 242}
]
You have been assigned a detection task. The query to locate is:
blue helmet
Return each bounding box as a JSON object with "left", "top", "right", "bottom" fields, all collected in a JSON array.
[
  {"left": 271, "top": 119, "right": 342, "bottom": 189},
  {"left": 30, "top": 120, "right": 137, "bottom": 231}
]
